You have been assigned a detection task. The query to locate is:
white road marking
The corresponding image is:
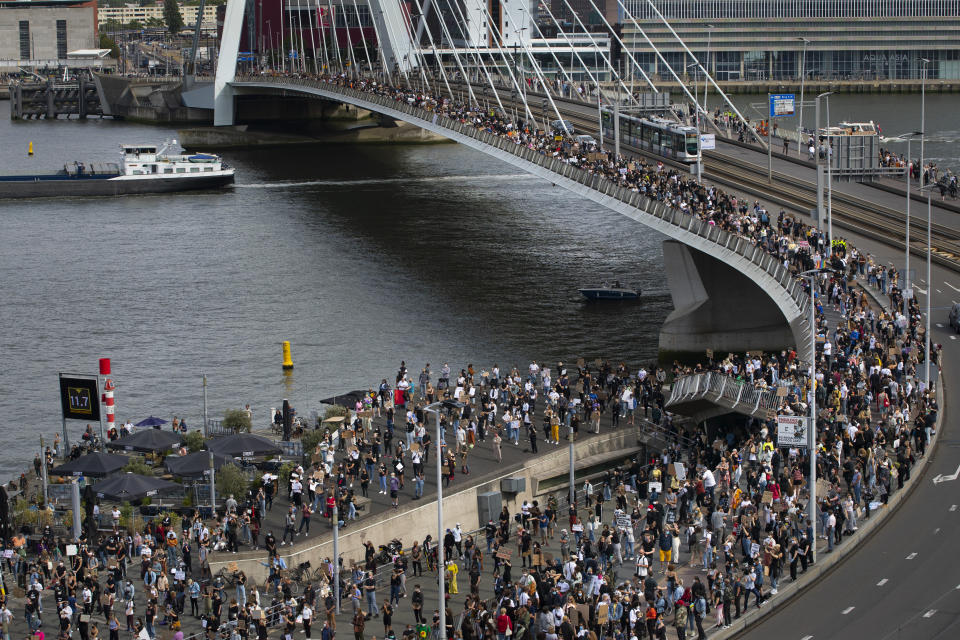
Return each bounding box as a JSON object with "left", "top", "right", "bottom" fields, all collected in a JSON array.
[
  {"left": 944, "top": 281, "right": 960, "bottom": 292},
  {"left": 952, "top": 336, "right": 958, "bottom": 340},
  {"left": 842, "top": 606, "right": 855, "bottom": 615},
  {"left": 934, "top": 528, "right": 941, "bottom": 534},
  {"left": 933, "top": 463, "right": 960, "bottom": 484},
  {"left": 915, "top": 287, "right": 928, "bottom": 295},
  {"left": 907, "top": 552, "right": 918, "bottom": 559},
  {"left": 923, "top": 610, "right": 937, "bottom": 618},
  {"left": 937, "top": 289, "right": 943, "bottom": 293},
  {"left": 800, "top": 636, "right": 814, "bottom": 640},
  {"left": 877, "top": 578, "right": 889, "bottom": 586},
  {"left": 950, "top": 505, "right": 957, "bottom": 511},
  {"left": 937, "top": 323, "right": 945, "bottom": 327}
]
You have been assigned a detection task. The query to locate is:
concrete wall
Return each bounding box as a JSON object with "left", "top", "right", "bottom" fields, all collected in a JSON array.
[
  {"left": 0, "top": 6, "right": 96, "bottom": 61},
  {"left": 659, "top": 239, "right": 796, "bottom": 360},
  {"left": 209, "top": 427, "right": 641, "bottom": 582}
]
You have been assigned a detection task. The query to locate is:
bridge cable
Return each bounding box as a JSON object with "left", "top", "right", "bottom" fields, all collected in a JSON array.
[
  {"left": 537, "top": 2, "right": 605, "bottom": 105},
  {"left": 556, "top": 0, "right": 642, "bottom": 108},
  {"left": 466, "top": 0, "right": 535, "bottom": 123},
  {"left": 493, "top": 20, "right": 568, "bottom": 133},
  {"left": 638, "top": 0, "right": 765, "bottom": 147},
  {"left": 349, "top": 0, "right": 373, "bottom": 74},
  {"left": 303, "top": 0, "right": 320, "bottom": 75},
  {"left": 336, "top": 0, "right": 360, "bottom": 75},
  {"left": 439, "top": 0, "right": 505, "bottom": 113},
  {"left": 515, "top": 2, "right": 577, "bottom": 99},
  {"left": 392, "top": 0, "right": 434, "bottom": 93},
  {"left": 324, "top": 0, "right": 344, "bottom": 74},
  {"left": 407, "top": 0, "right": 454, "bottom": 101},
  {"left": 581, "top": 0, "right": 658, "bottom": 93},
  {"left": 424, "top": 0, "right": 479, "bottom": 108},
  {"left": 362, "top": 2, "right": 396, "bottom": 84}
]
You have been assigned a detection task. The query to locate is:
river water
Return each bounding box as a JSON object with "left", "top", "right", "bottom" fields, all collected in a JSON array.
[{"left": 1, "top": 92, "right": 957, "bottom": 480}]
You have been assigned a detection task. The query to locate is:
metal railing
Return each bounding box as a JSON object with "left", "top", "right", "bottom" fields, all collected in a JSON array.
[{"left": 666, "top": 371, "right": 783, "bottom": 418}]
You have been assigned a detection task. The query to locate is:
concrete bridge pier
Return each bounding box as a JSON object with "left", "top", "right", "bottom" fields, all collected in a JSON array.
[{"left": 658, "top": 240, "right": 799, "bottom": 361}]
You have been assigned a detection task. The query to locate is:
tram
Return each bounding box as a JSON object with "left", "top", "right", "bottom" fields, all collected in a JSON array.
[{"left": 600, "top": 110, "right": 701, "bottom": 163}]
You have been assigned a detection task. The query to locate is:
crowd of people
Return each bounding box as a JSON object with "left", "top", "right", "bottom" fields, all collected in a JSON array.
[{"left": 1, "top": 72, "right": 943, "bottom": 640}]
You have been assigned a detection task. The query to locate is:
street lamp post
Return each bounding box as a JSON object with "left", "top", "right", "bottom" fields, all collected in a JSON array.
[
  {"left": 800, "top": 267, "right": 832, "bottom": 565},
  {"left": 901, "top": 132, "right": 923, "bottom": 318},
  {"left": 814, "top": 91, "right": 833, "bottom": 254},
  {"left": 703, "top": 24, "right": 714, "bottom": 117},
  {"left": 918, "top": 185, "right": 935, "bottom": 390},
  {"left": 797, "top": 37, "right": 810, "bottom": 158},
  {"left": 920, "top": 58, "right": 929, "bottom": 186},
  {"left": 424, "top": 399, "right": 464, "bottom": 640},
  {"left": 687, "top": 62, "right": 698, "bottom": 128}
]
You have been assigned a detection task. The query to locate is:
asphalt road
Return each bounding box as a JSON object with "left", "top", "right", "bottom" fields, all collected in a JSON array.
[{"left": 735, "top": 225, "right": 960, "bottom": 639}]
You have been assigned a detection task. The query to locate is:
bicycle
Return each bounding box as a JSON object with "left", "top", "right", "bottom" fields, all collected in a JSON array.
[{"left": 213, "top": 568, "right": 239, "bottom": 587}]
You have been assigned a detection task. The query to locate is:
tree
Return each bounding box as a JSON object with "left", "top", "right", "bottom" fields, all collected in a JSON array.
[
  {"left": 123, "top": 457, "right": 153, "bottom": 476},
  {"left": 99, "top": 34, "right": 120, "bottom": 59},
  {"left": 127, "top": 20, "right": 143, "bottom": 31},
  {"left": 183, "top": 430, "right": 205, "bottom": 453},
  {"left": 164, "top": 0, "right": 185, "bottom": 35},
  {"left": 222, "top": 409, "right": 252, "bottom": 433},
  {"left": 216, "top": 464, "right": 248, "bottom": 500}
]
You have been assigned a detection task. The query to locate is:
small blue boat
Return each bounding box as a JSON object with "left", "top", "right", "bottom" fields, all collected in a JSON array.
[{"left": 579, "top": 281, "right": 641, "bottom": 300}]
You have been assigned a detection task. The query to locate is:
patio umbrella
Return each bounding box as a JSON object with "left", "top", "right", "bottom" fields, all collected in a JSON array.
[
  {"left": 92, "top": 473, "right": 181, "bottom": 502},
  {"left": 319, "top": 390, "right": 369, "bottom": 407},
  {"left": 208, "top": 433, "right": 281, "bottom": 457},
  {"left": 50, "top": 452, "right": 130, "bottom": 478},
  {"left": 135, "top": 416, "right": 168, "bottom": 428},
  {"left": 164, "top": 450, "right": 234, "bottom": 477},
  {"left": 107, "top": 429, "right": 182, "bottom": 453}
]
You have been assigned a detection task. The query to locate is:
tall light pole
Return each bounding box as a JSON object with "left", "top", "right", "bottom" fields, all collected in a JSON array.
[
  {"left": 814, "top": 91, "right": 832, "bottom": 250},
  {"left": 919, "top": 58, "right": 929, "bottom": 186},
  {"left": 901, "top": 132, "right": 923, "bottom": 318},
  {"left": 424, "top": 399, "right": 463, "bottom": 640},
  {"left": 687, "top": 62, "right": 698, "bottom": 127},
  {"left": 703, "top": 24, "right": 714, "bottom": 117},
  {"left": 797, "top": 37, "right": 810, "bottom": 158},
  {"left": 800, "top": 267, "right": 832, "bottom": 564},
  {"left": 919, "top": 185, "right": 934, "bottom": 390}
]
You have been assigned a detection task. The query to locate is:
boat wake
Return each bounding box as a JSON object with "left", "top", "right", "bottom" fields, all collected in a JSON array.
[{"left": 235, "top": 174, "right": 536, "bottom": 189}]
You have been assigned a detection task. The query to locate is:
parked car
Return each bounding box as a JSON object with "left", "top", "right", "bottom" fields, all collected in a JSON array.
[{"left": 949, "top": 302, "right": 960, "bottom": 333}]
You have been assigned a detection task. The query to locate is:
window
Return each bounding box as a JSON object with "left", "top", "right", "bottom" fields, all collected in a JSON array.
[
  {"left": 19, "top": 21, "right": 30, "bottom": 60},
  {"left": 56, "top": 20, "right": 67, "bottom": 59}
]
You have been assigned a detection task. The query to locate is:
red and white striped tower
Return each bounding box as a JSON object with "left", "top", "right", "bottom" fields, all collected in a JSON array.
[{"left": 99, "top": 358, "right": 115, "bottom": 433}]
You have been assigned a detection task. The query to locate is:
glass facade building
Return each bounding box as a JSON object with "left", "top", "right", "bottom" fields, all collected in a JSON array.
[{"left": 620, "top": 0, "right": 960, "bottom": 80}]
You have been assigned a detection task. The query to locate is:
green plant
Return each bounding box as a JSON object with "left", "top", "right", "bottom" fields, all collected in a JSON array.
[
  {"left": 183, "top": 430, "right": 205, "bottom": 453},
  {"left": 182, "top": 494, "right": 194, "bottom": 507},
  {"left": 222, "top": 409, "right": 252, "bottom": 433},
  {"left": 278, "top": 461, "right": 297, "bottom": 488},
  {"left": 163, "top": 0, "right": 185, "bottom": 35},
  {"left": 216, "top": 463, "right": 249, "bottom": 500},
  {"left": 324, "top": 405, "right": 350, "bottom": 421},
  {"left": 162, "top": 511, "right": 183, "bottom": 532},
  {"left": 301, "top": 428, "right": 325, "bottom": 455},
  {"left": 123, "top": 457, "right": 153, "bottom": 476},
  {"left": 119, "top": 504, "right": 134, "bottom": 529}
]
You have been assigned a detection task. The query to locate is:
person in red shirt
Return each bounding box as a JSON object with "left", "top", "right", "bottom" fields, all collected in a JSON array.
[{"left": 496, "top": 608, "right": 513, "bottom": 640}]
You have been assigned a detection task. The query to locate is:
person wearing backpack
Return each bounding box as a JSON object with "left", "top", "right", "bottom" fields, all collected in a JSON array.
[
  {"left": 693, "top": 597, "right": 706, "bottom": 640},
  {"left": 674, "top": 600, "right": 688, "bottom": 640}
]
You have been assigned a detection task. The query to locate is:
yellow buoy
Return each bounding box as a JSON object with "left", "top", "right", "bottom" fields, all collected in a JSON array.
[
  {"left": 282, "top": 341, "right": 294, "bottom": 370},
  {"left": 28, "top": 142, "right": 34, "bottom": 155}
]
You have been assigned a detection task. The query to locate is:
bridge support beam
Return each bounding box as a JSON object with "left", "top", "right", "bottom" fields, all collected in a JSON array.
[
  {"left": 659, "top": 240, "right": 796, "bottom": 360},
  {"left": 214, "top": 0, "right": 245, "bottom": 126}
]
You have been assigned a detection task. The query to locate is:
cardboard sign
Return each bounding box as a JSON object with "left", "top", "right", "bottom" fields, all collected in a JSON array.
[
  {"left": 750, "top": 542, "right": 760, "bottom": 557},
  {"left": 776, "top": 386, "right": 790, "bottom": 397},
  {"left": 761, "top": 491, "right": 773, "bottom": 505},
  {"left": 705, "top": 349, "right": 714, "bottom": 359},
  {"left": 496, "top": 548, "right": 512, "bottom": 560},
  {"left": 343, "top": 429, "right": 355, "bottom": 439},
  {"left": 532, "top": 552, "right": 544, "bottom": 567},
  {"left": 673, "top": 462, "right": 686, "bottom": 481},
  {"left": 616, "top": 514, "right": 632, "bottom": 529},
  {"left": 357, "top": 410, "right": 374, "bottom": 418},
  {"left": 574, "top": 604, "right": 590, "bottom": 626},
  {"left": 228, "top": 562, "right": 239, "bottom": 572},
  {"left": 66, "top": 544, "right": 78, "bottom": 557},
  {"left": 597, "top": 603, "right": 609, "bottom": 625},
  {"left": 571, "top": 523, "right": 583, "bottom": 532},
  {"left": 647, "top": 481, "right": 662, "bottom": 494}
]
